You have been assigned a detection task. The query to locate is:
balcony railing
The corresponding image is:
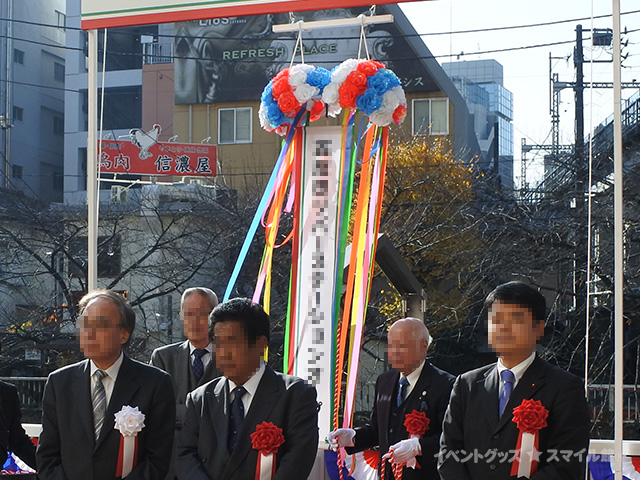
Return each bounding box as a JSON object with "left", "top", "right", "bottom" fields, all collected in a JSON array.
[{"left": 142, "top": 42, "right": 174, "bottom": 65}]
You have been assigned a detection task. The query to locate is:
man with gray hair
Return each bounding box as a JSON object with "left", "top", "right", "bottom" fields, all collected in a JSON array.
[
  {"left": 328, "top": 317, "right": 454, "bottom": 480},
  {"left": 150, "top": 288, "right": 219, "bottom": 480},
  {"left": 37, "top": 289, "right": 175, "bottom": 480}
]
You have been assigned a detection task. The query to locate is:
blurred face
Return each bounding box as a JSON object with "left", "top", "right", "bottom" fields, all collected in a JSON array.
[
  {"left": 77, "top": 297, "right": 130, "bottom": 369},
  {"left": 387, "top": 322, "right": 428, "bottom": 375},
  {"left": 214, "top": 321, "right": 266, "bottom": 385},
  {"left": 488, "top": 300, "right": 544, "bottom": 367},
  {"left": 182, "top": 293, "right": 213, "bottom": 347}
]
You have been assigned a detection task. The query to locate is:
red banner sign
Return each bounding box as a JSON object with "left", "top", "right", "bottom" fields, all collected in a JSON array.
[
  {"left": 99, "top": 140, "right": 217, "bottom": 177},
  {"left": 81, "top": 0, "right": 421, "bottom": 30}
]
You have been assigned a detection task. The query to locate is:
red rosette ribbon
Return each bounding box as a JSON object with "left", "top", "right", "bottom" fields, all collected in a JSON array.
[
  {"left": 382, "top": 410, "right": 431, "bottom": 477},
  {"left": 251, "top": 421, "right": 285, "bottom": 480},
  {"left": 510, "top": 399, "right": 549, "bottom": 478},
  {"left": 403, "top": 410, "right": 430, "bottom": 439}
]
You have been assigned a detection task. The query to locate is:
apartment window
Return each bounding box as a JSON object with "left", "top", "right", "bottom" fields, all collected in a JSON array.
[
  {"left": 12, "top": 165, "right": 23, "bottom": 179},
  {"left": 412, "top": 98, "right": 449, "bottom": 136},
  {"left": 13, "top": 106, "right": 23, "bottom": 122},
  {"left": 218, "top": 108, "right": 252, "bottom": 144},
  {"left": 53, "top": 116, "right": 64, "bottom": 136},
  {"left": 54, "top": 62, "right": 65, "bottom": 82},
  {"left": 81, "top": 86, "right": 142, "bottom": 131},
  {"left": 13, "top": 49, "right": 24, "bottom": 64}
]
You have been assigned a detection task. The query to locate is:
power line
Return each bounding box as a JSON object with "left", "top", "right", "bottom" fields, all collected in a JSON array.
[
  {"left": 415, "top": 9, "right": 640, "bottom": 36},
  {"left": 2, "top": 8, "right": 640, "bottom": 39},
  {"left": 0, "top": 10, "right": 640, "bottom": 40}
]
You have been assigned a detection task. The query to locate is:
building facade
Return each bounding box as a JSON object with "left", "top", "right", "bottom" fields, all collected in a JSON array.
[
  {"left": 442, "top": 59, "right": 514, "bottom": 190},
  {"left": 0, "top": 0, "right": 66, "bottom": 203},
  {"left": 64, "top": 0, "right": 175, "bottom": 204},
  {"left": 170, "top": 5, "right": 480, "bottom": 192}
]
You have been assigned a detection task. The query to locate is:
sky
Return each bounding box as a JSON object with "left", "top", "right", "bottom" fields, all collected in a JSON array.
[{"left": 399, "top": 0, "right": 640, "bottom": 186}]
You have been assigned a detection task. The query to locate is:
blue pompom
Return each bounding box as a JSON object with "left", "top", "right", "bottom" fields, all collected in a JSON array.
[
  {"left": 367, "top": 71, "right": 392, "bottom": 95},
  {"left": 306, "top": 67, "right": 332, "bottom": 89},
  {"left": 261, "top": 81, "right": 274, "bottom": 103},
  {"left": 383, "top": 69, "right": 402, "bottom": 88},
  {"left": 356, "top": 89, "right": 383, "bottom": 116}
]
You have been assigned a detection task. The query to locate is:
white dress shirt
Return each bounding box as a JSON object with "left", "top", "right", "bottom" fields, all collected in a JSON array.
[
  {"left": 399, "top": 359, "right": 426, "bottom": 399},
  {"left": 90, "top": 352, "right": 124, "bottom": 405},
  {"left": 227, "top": 360, "right": 266, "bottom": 414},
  {"left": 496, "top": 352, "right": 536, "bottom": 399},
  {"left": 189, "top": 341, "right": 214, "bottom": 370}
]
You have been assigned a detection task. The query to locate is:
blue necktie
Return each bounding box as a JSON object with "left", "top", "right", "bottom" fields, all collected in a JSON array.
[
  {"left": 499, "top": 369, "right": 515, "bottom": 416},
  {"left": 228, "top": 386, "right": 246, "bottom": 451},
  {"left": 397, "top": 376, "right": 409, "bottom": 407},
  {"left": 192, "top": 348, "right": 207, "bottom": 381}
]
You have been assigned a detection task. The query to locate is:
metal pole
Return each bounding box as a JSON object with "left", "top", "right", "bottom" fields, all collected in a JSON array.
[
  {"left": 4, "top": 0, "right": 12, "bottom": 188},
  {"left": 87, "top": 30, "right": 98, "bottom": 291},
  {"left": 574, "top": 24, "right": 584, "bottom": 189},
  {"left": 612, "top": 0, "right": 624, "bottom": 478}
]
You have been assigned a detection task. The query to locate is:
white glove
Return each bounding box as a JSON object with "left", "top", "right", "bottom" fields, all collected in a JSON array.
[
  {"left": 327, "top": 428, "right": 356, "bottom": 451},
  {"left": 388, "top": 437, "right": 421, "bottom": 465}
]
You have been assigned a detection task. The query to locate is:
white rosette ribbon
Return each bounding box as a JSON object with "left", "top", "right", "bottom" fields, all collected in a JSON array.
[{"left": 114, "top": 405, "right": 145, "bottom": 478}]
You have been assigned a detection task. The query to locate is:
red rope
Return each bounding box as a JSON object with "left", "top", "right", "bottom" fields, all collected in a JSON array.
[{"left": 380, "top": 454, "right": 404, "bottom": 480}]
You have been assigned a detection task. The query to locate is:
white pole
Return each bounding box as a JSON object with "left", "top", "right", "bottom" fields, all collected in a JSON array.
[
  {"left": 272, "top": 14, "right": 394, "bottom": 33},
  {"left": 612, "top": 0, "right": 624, "bottom": 479},
  {"left": 87, "top": 30, "right": 98, "bottom": 291}
]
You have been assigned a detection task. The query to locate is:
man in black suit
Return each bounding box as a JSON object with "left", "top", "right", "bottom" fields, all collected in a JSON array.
[
  {"left": 151, "top": 287, "right": 219, "bottom": 480},
  {"left": 151, "top": 287, "right": 220, "bottom": 426},
  {"left": 176, "top": 298, "right": 319, "bottom": 480},
  {"left": 438, "top": 281, "right": 591, "bottom": 480},
  {"left": 36, "top": 289, "right": 176, "bottom": 480},
  {"left": 328, "top": 317, "right": 455, "bottom": 480},
  {"left": 0, "top": 379, "right": 36, "bottom": 470}
]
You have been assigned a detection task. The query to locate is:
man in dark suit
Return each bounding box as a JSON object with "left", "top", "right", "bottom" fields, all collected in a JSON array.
[
  {"left": 0, "top": 379, "right": 36, "bottom": 470},
  {"left": 328, "top": 317, "right": 455, "bottom": 480},
  {"left": 36, "top": 289, "right": 176, "bottom": 480},
  {"left": 150, "top": 287, "right": 220, "bottom": 428},
  {"left": 176, "top": 297, "right": 319, "bottom": 480},
  {"left": 151, "top": 287, "right": 219, "bottom": 480},
  {"left": 438, "top": 281, "right": 591, "bottom": 480}
]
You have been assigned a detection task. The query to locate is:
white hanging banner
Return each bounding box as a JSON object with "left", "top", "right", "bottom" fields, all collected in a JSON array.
[{"left": 294, "top": 126, "right": 341, "bottom": 440}]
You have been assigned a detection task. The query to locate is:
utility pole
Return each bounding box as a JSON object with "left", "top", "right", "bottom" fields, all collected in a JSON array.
[
  {"left": 574, "top": 24, "right": 585, "bottom": 195},
  {"left": 573, "top": 24, "right": 587, "bottom": 313}
]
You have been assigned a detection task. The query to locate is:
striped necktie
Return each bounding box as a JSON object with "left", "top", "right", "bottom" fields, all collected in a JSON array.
[{"left": 92, "top": 369, "right": 107, "bottom": 441}]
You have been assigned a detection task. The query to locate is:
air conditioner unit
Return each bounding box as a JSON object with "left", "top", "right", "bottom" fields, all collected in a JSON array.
[
  {"left": 111, "top": 185, "right": 128, "bottom": 204},
  {"left": 188, "top": 177, "right": 212, "bottom": 187}
]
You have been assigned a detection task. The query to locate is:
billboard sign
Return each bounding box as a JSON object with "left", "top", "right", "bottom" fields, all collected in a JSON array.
[
  {"left": 81, "top": 0, "right": 419, "bottom": 30},
  {"left": 99, "top": 139, "right": 217, "bottom": 177},
  {"left": 175, "top": 6, "right": 441, "bottom": 105}
]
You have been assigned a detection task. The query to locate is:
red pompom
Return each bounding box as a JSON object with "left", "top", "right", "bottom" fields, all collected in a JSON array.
[
  {"left": 346, "top": 70, "right": 368, "bottom": 87},
  {"left": 338, "top": 83, "right": 360, "bottom": 109},
  {"left": 357, "top": 60, "right": 379, "bottom": 77},
  {"left": 393, "top": 104, "right": 407, "bottom": 125},
  {"left": 278, "top": 90, "right": 300, "bottom": 117}
]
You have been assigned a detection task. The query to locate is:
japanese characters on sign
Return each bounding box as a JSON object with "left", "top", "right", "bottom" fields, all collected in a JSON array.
[{"left": 99, "top": 140, "right": 217, "bottom": 177}]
